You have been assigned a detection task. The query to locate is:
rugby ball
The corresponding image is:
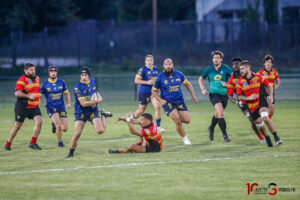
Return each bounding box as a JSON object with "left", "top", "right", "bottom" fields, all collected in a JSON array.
[{"left": 90, "top": 92, "right": 98, "bottom": 101}]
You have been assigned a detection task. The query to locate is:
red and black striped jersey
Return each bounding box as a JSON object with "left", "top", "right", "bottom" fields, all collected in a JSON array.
[
  {"left": 142, "top": 122, "right": 162, "bottom": 150},
  {"left": 15, "top": 75, "right": 40, "bottom": 108},
  {"left": 256, "top": 68, "right": 279, "bottom": 87}
]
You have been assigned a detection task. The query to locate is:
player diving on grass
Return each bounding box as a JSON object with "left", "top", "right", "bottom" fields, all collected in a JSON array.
[
  {"left": 256, "top": 55, "right": 281, "bottom": 119},
  {"left": 236, "top": 60, "right": 282, "bottom": 147},
  {"left": 109, "top": 112, "right": 162, "bottom": 153},
  {"left": 40, "top": 65, "right": 71, "bottom": 147},
  {"left": 133, "top": 55, "right": 165, "bottom": 147},
  {"left": 227, "top": 57, "right": 266, "bottom": 144},
  {"left": 152, "top": 58, "right": 198, "bottom": 145},
  {"left": 65, "top": 67, "right": 113, "bottom": 158},
  {"left": 199, "top": 51, "right": 232, "bottom": 142}
]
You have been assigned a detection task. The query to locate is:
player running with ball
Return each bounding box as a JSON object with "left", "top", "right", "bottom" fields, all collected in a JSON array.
[{"left": 65, "top": 67, "right": 112, "bottom": 158}]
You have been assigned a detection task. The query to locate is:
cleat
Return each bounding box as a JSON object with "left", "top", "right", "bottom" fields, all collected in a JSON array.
[
  {"left": 223, "top": 135, "right": 231, "bottom": 142},
  {"left": 276, "top": 140, "right": 283, "bottom": 146},
  {"left": 52, "top": 122, "right": 56, "bottom": 134},
  {"left": 29, "top": 143, "right": 42, "bottom": 150},
  {"left": 108, "top": 149, "right": 120, "bottom": 153},
  {"left": 158, "top": 127, "right": 165, "bottom": 133},
  {"left": 208, "top": 126, "right": 214, "bottom": 141},
  {"left": 260, "top": 140, "right": 266, "bottom": 145},
  {"left": 183, "top": 137, "right": 192, "bottom": 145},
  {"left": 65, "top": 153, "right": 73, "bottom": 158},
  {"left": 5, "top": 146, "right": 11, "bottom": 151},
  {"left": 101, "top": 109, "right": 113, "bottom": 118}
]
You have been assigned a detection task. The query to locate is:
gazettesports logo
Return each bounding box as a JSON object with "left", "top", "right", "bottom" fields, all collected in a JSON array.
[{"left": 246, "top": 182, "right": 296, "bottom": 195}]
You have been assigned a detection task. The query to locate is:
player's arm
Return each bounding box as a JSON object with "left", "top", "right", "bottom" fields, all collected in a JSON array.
[
  {"left": 134, "top": 76, "right": 153, "bottom": 85},
  {"left": 228, "top": 95, "right": 237, "bottom": 104},
  {"left": 274, "top": 77, "right": 281, "bottom": 90},
  {"left": 267, "top": 83, "right": 274, "bottom": 103},
  {"left": 64, "top": 91, "right": 71, "bottom": 109},
  {"left": 15, "top": 90, "right": 36, "bottom": 100},
  {"left": 118, "top": 113, "right": 141, "bottom": 125},
  {"left": 78, "top": 92, "right": 102, "bottom": 107},
  {"left": 152, "top": 88, "right": 166, "bottom": 105},
  {"left": 183, "top": 80, "right": 198, "bottom": 103},
  {"left": 198, "top": 76, "right": 208, "bottom": 95},
  {"left": 127, "top": 123, "right": 143, "bottom": 137}
]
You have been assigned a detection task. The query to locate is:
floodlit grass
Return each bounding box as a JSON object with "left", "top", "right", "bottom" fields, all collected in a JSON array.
[{"left": 0, "top": 100, "right": 299, "bottom": 200}]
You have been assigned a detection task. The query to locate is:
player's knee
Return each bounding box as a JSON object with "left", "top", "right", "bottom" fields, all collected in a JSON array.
[
  {"left": 54, "top": 121, "right": 62, "bottom": 129},
  {"left": 62, "top": 126, "right": 68, "bottom": 132},
  {"left": 260, "top": 112, "right": 269, "bottom": 121},
  {"left": 182, "top": 117, "right": 190, "bottom": 124},
  {"left": 96, "top": 128, "right": 105, "bottom": 134},
  {"left": 256, "top": 121, "right": 264, "bottom": 128}
]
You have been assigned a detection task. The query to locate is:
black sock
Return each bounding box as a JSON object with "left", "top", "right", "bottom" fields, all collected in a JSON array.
[
  {"left": 265, "top": 135, "right": 273, "bottom": 146},
  {"left": 210, "top": 116, "right": 218, "bottom": 129},
  {"left": 69, "top": 148, "right": 75, "bottom": 155},
  {"left": 217, "top": 118, "right": 228, "bottom": 136},
  {"left": 272, "top": 132, "right": 280, "bottom": 140}
]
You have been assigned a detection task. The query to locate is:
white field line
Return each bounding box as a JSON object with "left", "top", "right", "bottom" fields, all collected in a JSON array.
[{"left": 0, "top": 153, "right": 299, "bottom": 176}]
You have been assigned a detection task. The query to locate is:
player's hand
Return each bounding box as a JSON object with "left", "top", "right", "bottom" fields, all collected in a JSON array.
[
  {"left": 117, "top": 117, "right": 125, "bottom": 122},
  {"left": 125, "top": 113, "right": 133, "bottom": 118},
  {"left": 160, "top": 99, "right": 167, "bottom": 105},
  {"left": 274, "top": 85, "right": 279, "bottom": 90},
  {"left": 192, "top": 95, "right": 198, "bottom": 104},
  {"left": 66, "top": 104, "right": 71, "bottom": 109},
  {"left": 221, "top": 81, "right": 227, "bottom": 87},
  {"left": 267, "top": 95, "right": 273, "bottom": 104},
  {"left": 236, "top": 100, "right": 243, "bottom": 108},
  {"left": 147, "top": 80, "right": 154, "bottom": 85},
  {"left": 201, "top": 89, "right": 208, "bottom": 96},
  {"left": 247, "top": 94, "right": 257, "bottom": 100},
  {"left": 28, "top": 94, "right": 36, "bottom": 100},
  {"left": 96, "top": 93, "right": 102, "bottom": 103}
]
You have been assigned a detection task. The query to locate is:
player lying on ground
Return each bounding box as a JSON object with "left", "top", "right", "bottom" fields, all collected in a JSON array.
[
  {"left": 236, "top": 60, "right": 282, "bottom": 147},
  {"left": 227, "top": 57, "right": 266, "bottom": 144},
  {"left": 109, "top": 113, "right": 162, "bottom": 153},
  {"left": 5, "top": 63, "right": 42, "bottom": 150},
  {"left": 40, "top": 65, "right": 71, "bottom": 147},
  {"left": 152, "top": 58, "right": 198, "bottom": 145},
  {"left": 65, "top": 67, "right": 113, "bottom": 158}
]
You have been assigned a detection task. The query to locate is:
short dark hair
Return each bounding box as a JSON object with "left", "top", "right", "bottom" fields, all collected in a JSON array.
[
  {"left": 140, "top": 113, "right": 153, "bottom": 122},
  {"left": 263, "top": 55, "right": 274, "bottom": 63},
  {"left": 211, "top": 50, "right": 224, "bottom": 59},
  {"left": 232, "top": 57, "right": 242, "bottom": 62},
  {"left": 24, "top": 63, "right": 35, "bottom": 70},
  {"left": 239, "top": 60, "right": 251, "bottom": 67}
]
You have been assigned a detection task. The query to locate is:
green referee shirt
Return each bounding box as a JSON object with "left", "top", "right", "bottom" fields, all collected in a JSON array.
[{"left": 201, "top": 64, "right": 232, "bottom": 95}]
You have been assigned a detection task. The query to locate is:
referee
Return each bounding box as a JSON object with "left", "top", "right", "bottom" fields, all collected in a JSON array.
[{"left": 5, "top": 63, "right": 42, "bottom": 150}]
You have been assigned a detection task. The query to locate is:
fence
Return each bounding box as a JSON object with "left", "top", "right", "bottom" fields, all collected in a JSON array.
[
  {"left": 0, "top": 20, "right": 299, "bottom": 70},
  {"left": 0, "top": 75, "right": 299, "bottom": 105}
]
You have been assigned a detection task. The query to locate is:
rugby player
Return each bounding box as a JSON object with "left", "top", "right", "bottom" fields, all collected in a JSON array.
[
  {"left": 65, "top": 67, "right": 112, "bottom": 158},
  {"left": 199, "top": 51, "right": 232, "bottom": 142},
  {"left": 227, "top": 57, "right": 265, "bottom": 144},
  {"left": 236, "top": 60, "right": 282, "bottom": 147},
  {"left": 40, "top": 65, "right": 70, "bottom": 147},
  {"left": 134, "top": 55, "right": 164, "bottom": 146},
  {"left": 109, "top": 113, "right": 162, "bottom": 153},
  {"left": 256, "top": 55, "right": 281, "bottom": 119},
  {"left": 5, "top": 63, "right": 42, "bottom": 150},
  {"left": 152, "top": 58, "right": 198, "bottom": 145}
]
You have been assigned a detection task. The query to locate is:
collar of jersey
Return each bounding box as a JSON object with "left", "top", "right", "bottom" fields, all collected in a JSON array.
[
  {"left": 264, "top": 68, "right": 272, "bottom": 73},
  {"left": 145, "top": 65, "right": 153, "bottom": 70},
  {"left": 48, "top": 78, "right": 57, "bottom": 83},
  {"left": 80, "top": 80, "right": 90, "bottom": 84}
]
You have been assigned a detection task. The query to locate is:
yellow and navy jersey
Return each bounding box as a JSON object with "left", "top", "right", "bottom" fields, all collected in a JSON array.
[
  {"left": 40, "top": 78, "right": 68, "bottom": 110},
  {"left": 153, "top": 70, "right": 187, "bottom": 103},
  {"left": 136, "top": 65, "right": 158, "bottom": 94},
  {"left": 74, "top": 78, "right": 98, "bottom": 114}
]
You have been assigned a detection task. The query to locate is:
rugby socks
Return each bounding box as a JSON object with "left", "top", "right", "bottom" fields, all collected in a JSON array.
[
  {"left": 136, "top": 142, "right": 142, "bottom": 146},
  {"left": 30, "top": 137, "right": 37, "bottom": 144},
  {"left": 5, "top": 141, "right": 11, "bottom": 147},
  {"left": 258, "top": 133, "right": 265, "bottom": 140},
  {"left": 272, "top": 132, "right": 280, "bottom": 141},
  {"left": 156, "top": 119, "right": 161, "bottom": 127},
  {"left": 58, "top": 141, "right": 64, "bottom": 147},
  {"left": 217, "top": 118, "right": 228, "bottom": 136},
  {"left": 69, "top": 148, "right": 75, "bottom": 155},
  {"left": 269, "top": 114, "right": 272, "bottom": 119},
  {"left": 119, "top": 151, "right": 124, "bottom": 154},
  {"left": 210, "top": 116, "right": 218, "bottom": 129}
]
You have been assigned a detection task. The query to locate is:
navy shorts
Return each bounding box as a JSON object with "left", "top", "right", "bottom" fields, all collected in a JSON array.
[
  {"left": 47, "top": 107, "right": 67, "bottom": 118},
  {"left": 14, "top": 105, "right": 41, "bottom": 122},
  {"left": 75, "top": 110, "right": 100, "bottom": 122},
  {"left": 138, "top": 93, "right": 151, "bottom": 105},
  {"left": 163, "top": 102, "right": 188, "bottom": 116},
  {"left": 209, "top": 93, "right": 228, "bottom": 109}
]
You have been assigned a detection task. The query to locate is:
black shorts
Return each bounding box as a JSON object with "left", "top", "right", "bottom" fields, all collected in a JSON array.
[
  {"left": 237, "top": 101, "right": 249, "bottom": 113},
  {"left": 138, "top": 93, "right": 151, "bottom": 105},
  {"left": 47, "top": 107, "right": 67, "bottom": 118},
  {"left": 209, "top": 93, "right": 228, "bottom": 109},
  {"left": 145, "top": 140, "right": 161, "bottom": 153},
  {"left": 75, "top": 110, "right": 100, "bottom": 122},
  {"left": 260, "top": 87, "right": 276, "bottom": 105},
  {"left": 14, "top": 105, "right": 42, "bottom": 122},
  {"left": 163, "top": 102, "right": 188, "bottom": 116},
  {"left": 249, "top": 97, "right": 269, "bottom": 121}
]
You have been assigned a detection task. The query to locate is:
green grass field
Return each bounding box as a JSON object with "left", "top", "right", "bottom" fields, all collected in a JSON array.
[{"left": 0, "top": 100, "right": 299, "bottom": 200}]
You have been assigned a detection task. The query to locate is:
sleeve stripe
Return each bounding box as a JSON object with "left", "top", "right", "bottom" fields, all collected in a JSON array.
[
  {"left": 182, "top": 79, "right": 187, "bottom": 84},
  {"left": 63, "top": 90, "right": 69, "bottom": 93},
  {"left": 16, "top": 81, "right": 25, "bottom": 86},
  {"left": 78, "top": 97, "right": 85, "bottom": 99},
  {"left": 136, "top": 75, "right": 142, "bottom": 78},
  {"left": 152, "top": 87, "right": 159, "bottom": 91}
]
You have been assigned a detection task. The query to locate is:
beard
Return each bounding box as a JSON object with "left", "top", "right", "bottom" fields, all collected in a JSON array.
[
  {"left": 26, "top": 73, "right": 36, "bottom": 80},
  {"left": 164, "top": 68, "right": 174, "bottom": 76}
]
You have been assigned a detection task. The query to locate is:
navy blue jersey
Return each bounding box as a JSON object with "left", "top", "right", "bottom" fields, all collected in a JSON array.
[
  {"left": 136, "top": 65, "right": 158, "bottom": 94},
  {"left": 40, "top": 78, "right": 68, "bottom": 110},
  {"left": 74, "top": 78, "right": 98, "bottom": 114},
  {"left": 153, "top": 70, "right": 187, "bottom": 103}
]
